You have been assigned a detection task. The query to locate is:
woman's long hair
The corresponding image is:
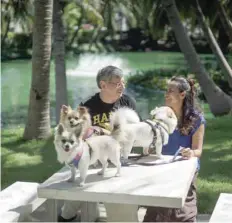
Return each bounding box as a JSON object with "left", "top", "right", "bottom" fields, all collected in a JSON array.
[{"left": 170, "top": 76, "right": 202, "bottom": 135}]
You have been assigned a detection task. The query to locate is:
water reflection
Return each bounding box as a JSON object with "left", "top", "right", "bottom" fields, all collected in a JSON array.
[{"left": 66, "top": 53, "right": 132, "bottom": 76}]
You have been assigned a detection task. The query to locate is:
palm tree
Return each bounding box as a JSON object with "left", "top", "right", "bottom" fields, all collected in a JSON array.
[
  {"left": 64, "top": 0, "right": 103, "bottom": 49},
  {"left": 195, "top": 0, "right": 232, "bottom": 88},
  {"left": 23, "top": 0, "right": 53, "bottom": 139},
  {"left": 217, "top": 0, "right": 232, "bottom": 42},
  {"left": 162, "top": 0, "right": 232, "bottom": 116},
  {"left": 1, "top": 0, "right": 33, "bottom": 47},
  {"left": 53, "top": 0, "right": 68, "bottom": 124},
  {"left": 1, "top": 2, "right": 11, "bottom": 47}
]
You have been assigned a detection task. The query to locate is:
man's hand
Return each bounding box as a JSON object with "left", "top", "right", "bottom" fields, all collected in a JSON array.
[{"left": 92, "top": 126, "right": 111, "bottom": 136}]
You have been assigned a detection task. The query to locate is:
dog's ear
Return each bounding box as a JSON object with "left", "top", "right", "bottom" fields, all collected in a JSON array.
[
  {"left": 77, "top": 106, "right": 88, "bottom": 115},
  {"left": 57, "top": 123, "right": 64, "bottom": 135},
  {"left": 150, "top": 107, "right": 158, "bottom": 116},
  {"left": 61, "top": 105, "right": 70, "bottom": 114},
  {"left": 167, "top": 111, "right": 173, "bottom": 119},
  {"left": 167, "top": 109, "right": 175, "bottom": 119}
]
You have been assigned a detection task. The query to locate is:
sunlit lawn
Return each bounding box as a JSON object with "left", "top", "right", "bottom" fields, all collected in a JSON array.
[
  {"left": 1, "top": 115, "right": 232, "bottom": 214},
  {"left": 197, "top": 116, "right": 232, "bottom": 213}
]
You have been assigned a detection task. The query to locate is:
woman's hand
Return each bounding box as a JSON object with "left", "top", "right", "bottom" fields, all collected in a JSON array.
[{"left": 181, "top": 147, "right": 195, "bottom": 159}]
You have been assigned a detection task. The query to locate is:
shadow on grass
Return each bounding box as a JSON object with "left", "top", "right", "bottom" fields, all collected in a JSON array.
[
  {"left": 199, "top": 146, "right": 232, "bottom": 181},
  {"left": 1, "top": 133, "right": 62, "bottom": 189},
  {"left": 196, "top": 121, "right": 232, "bottom": 213},
  {"left": 197, "top": 190, "right": 219, "bottom": 214},
  {"left": 1, "top": 105, "right": 29, "bottom": 128}
]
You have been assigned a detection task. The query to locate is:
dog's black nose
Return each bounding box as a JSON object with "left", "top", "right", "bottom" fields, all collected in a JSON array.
[{"left": 65, "top": 145, "right": 70, "bottom": 149}]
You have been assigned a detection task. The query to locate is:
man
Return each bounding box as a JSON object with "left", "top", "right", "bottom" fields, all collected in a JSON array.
[{"left": 58, "top": 65, "right": 137, "bottom": 222}]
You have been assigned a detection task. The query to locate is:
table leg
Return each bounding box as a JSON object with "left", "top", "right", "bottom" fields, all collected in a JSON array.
[
  {"left": 104, "top": 203, "right": 139, "bottom": 222},
  {"left": 81, "top": 202, "right": 100, "bottom": 222},
  {"left": 47, "top": 199, "right": 58, "bottom": 222}
]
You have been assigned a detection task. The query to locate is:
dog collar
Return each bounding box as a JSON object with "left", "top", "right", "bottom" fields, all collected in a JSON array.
[{"left": 68, "top": 147, "right": 83, "bottom": 168}]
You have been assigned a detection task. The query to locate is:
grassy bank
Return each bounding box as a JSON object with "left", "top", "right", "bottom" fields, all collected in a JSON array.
[{"left": 1, "top": 115, "right": 232, "bottom": 213}]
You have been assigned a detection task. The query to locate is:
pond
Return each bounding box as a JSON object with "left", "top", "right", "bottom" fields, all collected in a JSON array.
[{"left": 1, "top": 51, "right": 218, "bottom": 129}]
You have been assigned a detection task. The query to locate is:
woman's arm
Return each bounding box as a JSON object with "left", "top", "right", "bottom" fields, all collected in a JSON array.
[
  {"left": 181, "top": 123, "right": 205, "bottom": 158},
  {"left": 191, "top": 123, "right": 205, "bottom": 157}
]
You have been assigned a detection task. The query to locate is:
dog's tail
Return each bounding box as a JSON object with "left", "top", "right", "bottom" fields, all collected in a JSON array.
[{"left": 110, "top": 107, "right": 140, "bottom": 141}]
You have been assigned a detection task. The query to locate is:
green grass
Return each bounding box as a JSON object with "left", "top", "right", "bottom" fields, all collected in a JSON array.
[
  {"left": 197, "top": 115, "right": 232, "bottom": 213},
  {"left": 1, "top": 115, "right": 232, "bottom": 214},
  {"left": 1, "top": 129, "right": 62, "bottom": 189}
]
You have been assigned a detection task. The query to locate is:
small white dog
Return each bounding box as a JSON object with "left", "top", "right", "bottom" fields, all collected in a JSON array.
[
  {"left": 110, "top": 106, "right": 178, "bottom": 159},
  {"left": 54, "top": 123, "right": 121, "bottom": 186}
]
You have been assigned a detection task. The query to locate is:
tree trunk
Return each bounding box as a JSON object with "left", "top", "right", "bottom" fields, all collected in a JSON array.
[
  {"left": 23, "top": 0, "right": 53, "bottom": 140},
  {"left": 1, "top": 17, "right": 11, "bottom": 47},
  {"left": 195, "top": 0, "right": 232, "bottom": 88},
  {"left": 217, "top": 0, "right": 232, "bottom": 42},
  {"left": 162, "top": 0, "right": 232, "bottom": 116},
  {"left": 53, "top": 0, "right": 68, "bottom": 124},
  {"left": 1, "top": 3, "right": 11, "bottom": 47}
]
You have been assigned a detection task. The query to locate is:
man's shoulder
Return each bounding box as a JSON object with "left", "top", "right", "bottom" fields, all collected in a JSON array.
[
  {"left": 81, "top": 93, "right": 99, "bottom": 106},
  {"left": 119, "top": 94, "right": 136, "bottom": 109}
]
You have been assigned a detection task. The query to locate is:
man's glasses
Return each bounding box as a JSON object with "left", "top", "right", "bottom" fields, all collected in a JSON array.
[{"left": 107, "top": 81, "right": 126, "bottom": 88}]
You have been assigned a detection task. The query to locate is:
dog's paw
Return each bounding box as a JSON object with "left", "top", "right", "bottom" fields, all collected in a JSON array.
[
  {"left": 143, "top": 148, "right": 150, "bottom": 155},
  {"left": 97, "top": 170, "right": 104, "bottom": 175},
  {"left": 67, "top": 178, "right": 75, "bottom": 183},
  {"left": 156, "top": 154, "right": 163, "bottom": 160},
  {"left": 92, "top": 161, "right": 99, "bottom": 168},
  {"left": 78, "top": 182, "right": 85, "bottom": 187},
  {"left": 115, "top": 173, "right": 120, "bottom": 177}
]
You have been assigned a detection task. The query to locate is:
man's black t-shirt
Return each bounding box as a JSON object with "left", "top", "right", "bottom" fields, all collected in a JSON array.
[{"left": 81, "top": 93, "right": 136, "bottom": 130}]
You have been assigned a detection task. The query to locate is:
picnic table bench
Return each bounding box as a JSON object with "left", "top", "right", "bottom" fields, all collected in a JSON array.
[
  {"left": 38, "top": 155, "right": 197, "bottom": 222},
  {"left": 0, "top": 181, "right": 46, "bottom": 222},
  {"left": 209, "top": 193, "right": 232, "bottom": 222}
]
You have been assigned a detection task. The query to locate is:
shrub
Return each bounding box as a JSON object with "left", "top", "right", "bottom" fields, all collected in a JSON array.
[{"left": 127, "top": 67, "right": 232, "bottom": 101}]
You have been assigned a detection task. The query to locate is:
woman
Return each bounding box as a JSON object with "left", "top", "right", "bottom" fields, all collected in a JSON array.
[{"left": 143, "top": 76, "right": 206, "bottom": 222}]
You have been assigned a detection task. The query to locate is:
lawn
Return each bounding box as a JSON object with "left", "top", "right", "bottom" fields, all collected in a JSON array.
[{"left": 1, "top": 115, "right": 232, "bottom": 214}]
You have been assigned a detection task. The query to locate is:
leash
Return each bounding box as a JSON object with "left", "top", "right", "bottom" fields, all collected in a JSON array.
[
  {"left": 124, "top": 147, "right": 185, "bottom": 167},
  {"left": 171, "top": 146, "right": 185, "bottom": 162}
]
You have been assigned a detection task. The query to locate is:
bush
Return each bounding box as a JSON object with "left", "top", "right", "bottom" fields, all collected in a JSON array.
[{"left": 127, "top": 67, "right": 232, "bottom": 101}]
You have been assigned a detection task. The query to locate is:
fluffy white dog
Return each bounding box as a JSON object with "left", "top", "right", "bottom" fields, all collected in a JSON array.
[
  {"left": 110, "top": 106, "right": 178, "bottom": 159},
  {"left": 54, "top": 123, "right": 121, "bottom": 187}
]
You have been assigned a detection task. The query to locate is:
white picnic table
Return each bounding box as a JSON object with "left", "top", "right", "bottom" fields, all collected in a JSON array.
[{"left": 37, "top": 155, "right": 197, "bottom": 222}]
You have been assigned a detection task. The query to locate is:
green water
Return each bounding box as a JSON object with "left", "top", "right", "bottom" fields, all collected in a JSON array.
[{"left": 1, "top": 52, "right": 217, "bottom": 129}]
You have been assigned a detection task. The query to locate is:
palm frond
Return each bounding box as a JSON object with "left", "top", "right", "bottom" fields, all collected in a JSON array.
[{"left": 75, "top": 0, "right": 104, "bottom": 26}]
